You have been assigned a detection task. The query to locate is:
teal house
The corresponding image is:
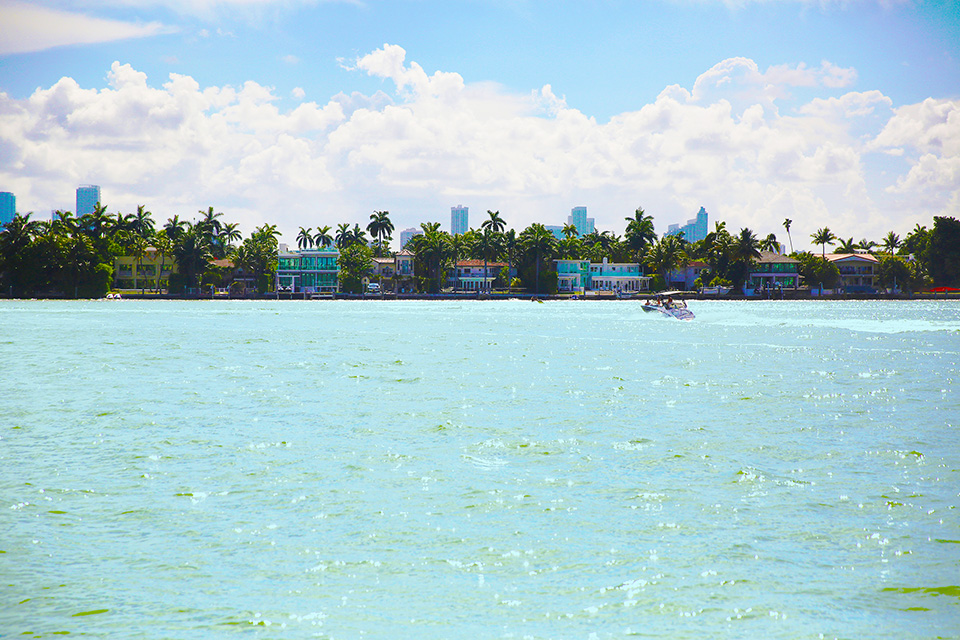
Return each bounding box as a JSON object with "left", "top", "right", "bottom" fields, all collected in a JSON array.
[
  {"left": 748, "top": 251, "right": 800, "bottom": 291},
  {"left": 554, "top": 259, "right": 591, "bottom": 293},
  {"left": 277, "top": 246, "right": 339, "bottom": 293}
]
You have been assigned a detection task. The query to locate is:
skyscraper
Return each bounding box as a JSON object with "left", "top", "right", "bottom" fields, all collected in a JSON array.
[
  {"left": 665, "top": 207, "right": 708, "bottom": 243},
  {"left": 451, "top": 205, "right": 468, "bottom": 235},
  {"left": 76, "top": 185, "right": 101, "bottom": 216},
  {"left": 567, "top": 206, "right": 595, "bottom": 236},
  {"left": 399, "top": 227, "right": 423, "bottom": 249},
  {"left": 0, "top": 192, "right": 15, "bottom": 227}
]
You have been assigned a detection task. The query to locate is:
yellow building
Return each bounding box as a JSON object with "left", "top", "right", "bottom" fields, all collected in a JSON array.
[{"left": 114, "top": 249, "right": 177, "bottom": 292}]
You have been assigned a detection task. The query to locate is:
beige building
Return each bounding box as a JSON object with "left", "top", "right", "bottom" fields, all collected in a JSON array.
[
  {"left": 114, "top": 249, "right": 177, "bottom": 292},
  {"left": 825, "top": 253, "right": 879, "bottom": 292}
]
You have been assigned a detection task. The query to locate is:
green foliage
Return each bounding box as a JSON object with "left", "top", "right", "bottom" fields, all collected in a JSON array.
[
  {"left": 519, "top": 265, "right": 558, "bottom": 294},
  {"left": 80, "top": 263, "right": 113, "bottom": 298},
  {"left": 877, "top": 255, "right": 911, "bottom": 291},
  {"left": 708, "top": 276, "right": 732, "bottom": 287},
  {"left": 338, "top": 242, "right": 373, "bottom": 293},
  {"left": 795, "top": 252, "right": 840, "bottom": 290},
  {"left": 650, "top": 274, "right": 666, "bottom": 291},
  {"left": 928, "top": 216, "right": 960, "bottom": 286},
  {"left": 229, "top": 224, "right": 278, "bottom": 295},
  {"left": 499, "top": 266, "right": 510, "bottom": 287}
]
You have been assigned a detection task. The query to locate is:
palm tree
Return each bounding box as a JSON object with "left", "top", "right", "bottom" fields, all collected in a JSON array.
[
  {"left": 472, "top": 228, "right": 501, "bottom": 292},
  {"left": 199, "top": 206, "right": 223, "bottom": 234},
  {"left": 783, "top": 218, "right": 794, "bottom": 254},
  {"left": 882, "top": 231, "right": 901, "bottom": 255},
  {"left": 131, "top": 205, "right": 155, "bottom": 240},
  {"left": 731, "top": 228, "right": 762, "bottom": 291},
  {"left": 219, "top": 222, "right": 242, "bottom": 255},
  {"left": 297, "top": 226, "right": 314, "bottom": 251},
  {"left": 557, "top": 236, "right": 581, "bottom": 260},
  {"left": 482, "top": 210, "right": 506, "bottom": 234},
  {"left": 837, "top": 237, "right": 858, "bottom": 254},
  {"left": 759, "top": 233, "right": 780, "bottom": 253},
  {"left": 367, "top": 211, "right": 393, "bottom": 257},
  {"left": 51, "top": 210, "right": 79, "bottom": 237},
  {"left": 79, "top": 202, "right": 111, "bottom": 242},
  {"left": 501, "top": 228, "right": 519, "bottom": 284},
  {"left": 520, "top": 223, "right": 557, "bottom": 295},
  {"left": 335, "top": 223, "right": 352, "bottom": 249},
  {"left": 164, "top": 215, "right": 186, "bottom": 242},
  {"left": 350, "top": 224, "right": 367, "bottom": 247},
  {"left": 0, "top": 213, "right": 42, "bottom": 295},
  {"left": 449, "top": 232, "right": 471, "bottom": 290},
  {"left": 172, "top": 222, "right": 212, "bottom": 293},
  {"left": 811, "top": 227, "right": 836, "bottom": 258},
  {"left": 152, "top": 233, "right": 173, "bottom": 293},
  {"left": 561, "top": 223, "right": 579, "bottom": 240},
  {"left": 131, "top": 235, "right": 150, "bottom": 294},
  {"left": 411, "top": 229, "right": 451, "bottom": 293},
  {"left": 624, "top": 207, "right": 657, "bottom": 263},
  {"left": 646, "top": 235, "right": 687, "bottom": 289},
  {"left": 857, "top": 238, "right": 877, "bottom": 253},
  {"left": 313, "top": 225, "right": 333, "bottom": 249}
]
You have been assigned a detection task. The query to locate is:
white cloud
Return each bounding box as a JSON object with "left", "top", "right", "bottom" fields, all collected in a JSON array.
[
  {"left": 0, "top": 47, "right": 954, "bottom": 249},
  {"left": 292, "top": 87, "right": 306, "bottom": 100},
  {"left": 872, "top": 98, "right": 960, "bottom": 196},
  {"left": 0, "top": 2, "right": 172, "bottom": 55}
]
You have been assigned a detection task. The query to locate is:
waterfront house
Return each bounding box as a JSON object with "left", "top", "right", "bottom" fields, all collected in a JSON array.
[
  {"left": 393, "top": 249, "right": 415, "bottom": 292},
  {"left": 114, "top": 248, "right": 177, "bottom": 292},
  {"left": 449, "top": 260, "right": 506, "bottom": 291},
  {"left": 825, "top": 253, "right": 879, "bottom": 293},
  {"left": 667, "top": 260, "right": 709, "bottom": 290},
  {"left": 207, "top": 258, "right": 259, "bottom": 295},
  {"left": 748, "top": 251, "right": 801, "bottom": 291},
  {"left": 277, "top": 246, "right": 339, "bottom": 293},
  {"left": 588, "top": 258, "right": 650, "bottom": 293},
  {"left": 554, "top": 259, "right": 591, "bottom": 293},
  {"left": 372, "top": 257, "right": 395, "bottom": 282}
]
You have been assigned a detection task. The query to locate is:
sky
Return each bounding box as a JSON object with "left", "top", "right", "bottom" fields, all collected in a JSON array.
[{"left": 1, "top": 0, "right": 958, "bottom": 251}]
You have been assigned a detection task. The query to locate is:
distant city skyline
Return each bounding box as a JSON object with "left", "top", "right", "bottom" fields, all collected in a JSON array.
[
  {"left": 1, "top": 1, "right": 957, "bottom": 251},
  {"left": 666, "top": 207, "right": 709, "bottom": 244}
]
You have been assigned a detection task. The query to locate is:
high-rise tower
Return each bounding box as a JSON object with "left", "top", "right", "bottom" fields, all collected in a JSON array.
[
  {"left": 76, "top": 185, "right": 101, "bottom": 216},
  {"left": 567, "top": 206, "right": 595, "bottom": 236},
  {"left": 451, "top": 205, "right": 468, "bottom": 235},
  {"left": 0, "top": 192, "right": 15, "bottom": 227}
]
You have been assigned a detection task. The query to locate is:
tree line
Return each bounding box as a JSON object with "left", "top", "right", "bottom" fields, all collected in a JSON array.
[
  {"left": 0, "top": 205, "right": 279, "bottom": 297},
  {"left": 2, "top": 203, "right": 958, "bottom": 297}
]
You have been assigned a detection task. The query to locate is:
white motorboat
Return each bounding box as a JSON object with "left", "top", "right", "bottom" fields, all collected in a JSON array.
[{"left": 641, "top": 292, "right": 694, "bottom": 321}]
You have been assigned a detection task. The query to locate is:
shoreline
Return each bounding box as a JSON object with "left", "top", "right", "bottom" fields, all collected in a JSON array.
[{"left": 3, "top": 291, "right": 957, "bottom": 302}]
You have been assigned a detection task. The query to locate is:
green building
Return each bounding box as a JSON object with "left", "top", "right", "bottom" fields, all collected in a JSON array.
[{"left": 277, "top": 247, "right": 339, "bottom": 293}]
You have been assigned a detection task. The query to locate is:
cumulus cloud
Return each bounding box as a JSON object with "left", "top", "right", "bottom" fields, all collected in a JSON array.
[
  {"left": 871, "top": 98, "right": 960, "bottom": 196},
  {"left": 0, "top": 46, "right": 954, "bottom": 248},
  {"left": 0, "top": 2, "right": 172, "bottom": 55}
]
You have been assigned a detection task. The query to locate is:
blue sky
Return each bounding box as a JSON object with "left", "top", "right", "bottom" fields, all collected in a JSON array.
[{"left": 1, "top": 0, "right": 958, "bottom": 249}]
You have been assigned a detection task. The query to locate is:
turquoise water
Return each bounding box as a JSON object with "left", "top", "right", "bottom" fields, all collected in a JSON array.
[{"left": 1, "top": 299, "right": 958, "bottom": 639}]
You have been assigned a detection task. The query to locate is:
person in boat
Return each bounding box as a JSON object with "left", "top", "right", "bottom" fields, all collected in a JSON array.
[{"left": 664, "top": 296, "right": 674, "bottom": 309}]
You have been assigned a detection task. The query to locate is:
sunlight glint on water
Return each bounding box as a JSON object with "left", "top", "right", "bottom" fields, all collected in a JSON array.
[{"left": 1, "top": 299, "right": 958, "bottom": 638}]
